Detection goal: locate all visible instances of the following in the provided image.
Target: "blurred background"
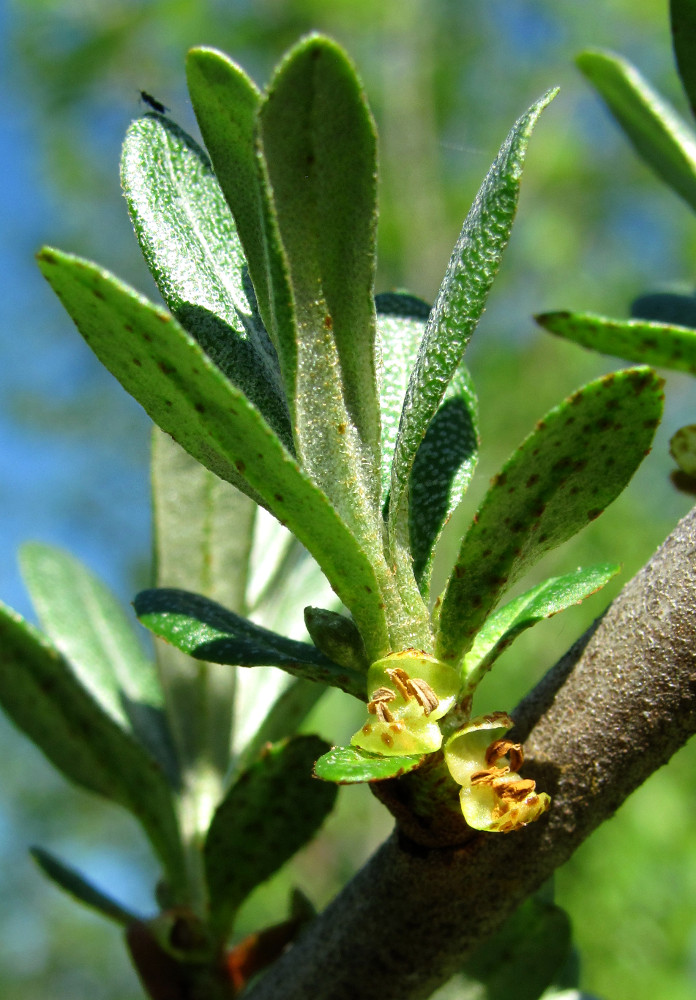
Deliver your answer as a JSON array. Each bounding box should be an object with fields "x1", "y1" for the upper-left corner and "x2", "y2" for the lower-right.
[{"x1": 2, "y1": 0, "x2": 696, "y2": 997}]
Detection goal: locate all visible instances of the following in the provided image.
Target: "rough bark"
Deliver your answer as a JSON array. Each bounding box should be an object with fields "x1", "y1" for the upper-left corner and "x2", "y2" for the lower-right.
[{"x1": 246, "y1": 506, "x2": 696, "y2": 1000}]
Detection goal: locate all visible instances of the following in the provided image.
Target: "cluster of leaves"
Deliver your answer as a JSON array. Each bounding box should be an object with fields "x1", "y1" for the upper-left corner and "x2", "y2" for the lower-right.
[
  {"x1": 0, "y1": 30, "x2": 667, "y2": 1000},
  {"x1": 0, "y1": 441, "x2": 339, "y2": 991},
  {"x1": 538, "y1": 0, "x2": 696, "y2": 484}
]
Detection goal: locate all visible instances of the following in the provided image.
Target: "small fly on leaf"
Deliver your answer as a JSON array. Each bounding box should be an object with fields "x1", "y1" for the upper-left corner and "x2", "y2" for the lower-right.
[{"x1": 139, "y1": 90, "x2": 168, "y2": 114}]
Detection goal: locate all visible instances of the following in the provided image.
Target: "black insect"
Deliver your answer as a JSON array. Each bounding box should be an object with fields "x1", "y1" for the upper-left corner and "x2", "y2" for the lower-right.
[{"x1": 139, "y1": 90, "x2": 168, "y2": 114}]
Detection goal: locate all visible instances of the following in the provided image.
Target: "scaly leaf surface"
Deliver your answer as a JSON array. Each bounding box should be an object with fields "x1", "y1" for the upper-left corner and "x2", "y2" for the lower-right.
[
  {"x1": 259, "y1": 35, "x2": 382, "y2": 535},
  {"x1": 388, "y1": 88, "x2": 557, "y2": 552},
  {"x1": 461, "y1": 563, "x2": 620, "y2": 693},
  {"x1": 134, "y1": 588, "x2": 366, "y2": 699},
  {"x1": 537, "y1": 310, "x2": 696, "y2": 374},
  {"x1": 37, "y1": 248, "x2": 390, "y2": 654},
  {"x1": 204, "y1": 735, "x2": 336, "y2": 936},
  {"x1": 436, "y1": 368, "x2": 663, "y2": 663},
  {"x1": 121, "y1": 114, "x2": 291, "y2": 448},
  {"x1": 185, "y1": 46, "x2": 296, "y2": 383}
]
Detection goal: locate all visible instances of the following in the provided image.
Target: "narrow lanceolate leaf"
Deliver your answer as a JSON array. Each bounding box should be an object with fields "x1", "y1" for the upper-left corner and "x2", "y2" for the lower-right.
[
  {"x1": 376, "y1": 292, "x2": 431, "y2": 504},
  {"x1": 204, "y1": 735, "x2": 336, "y2": 936},
  {"x1": 185, "y1": 46, "x2": 295, "y2": 377},
  {"x1": 388, "y1": 89, "x2": 557, "y2": 539},
  {"x1": 409, "y1": 364, "x2": 478, "y2": 594},
  {"x1": 435, "y1": 368, "x2": 663, "y2": 664},
  {"x1": 377, "y1": 293, "x2": 479, "y2": 607},
  {"x1": 461, "y1": 563, "x2": 620, "y2": 693},
  {"x1": 672, "y1": 0, "x2": 696, "y2": 120},
  {"x1": 152, "y1": 428, "x2": 256, "y2": 779},
  {"x1": 577, "y1": 49, "x2": 696, "y2": 212},
  {"x1": 537, "y1": 310, "x2": 696, "y2": 374},
  {"x1": 19, "y1": 542, "x2": 177, "y2": 784},
  {"x1": 37, "y1": 248, "x2": 390, "y2": 654},
  {"x1": 259, "y1": 35, "x2": 382, "y2": 530},
  {"x1": 0, "y1": 604, "x2": 184, "y2": 884},
  {"x1": 461, "y1": 895, "x2": 572, "y2": 1000},
  {"x1": 121, "y1": 114, "x2": 291, "y2": 449},
  {"x1": 134, "y1": 588, "x2": 366, "y2": 700},
  {"x1": 313, "y1": 745, "x2": 425, "y2": 784},
  {"x1": 31, "y1": 847, "x2": 140, "y2": 926}
]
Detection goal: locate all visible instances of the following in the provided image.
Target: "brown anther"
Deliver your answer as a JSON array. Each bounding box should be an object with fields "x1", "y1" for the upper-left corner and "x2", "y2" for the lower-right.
[
  {"x1": 368, "y1": 701, "x2": 394, "y2": 723},
  {"x1": 499, "y1": 779, "x2": 537, "y2": 802},
  {"x1": 384, "y1": 667, "x2": 411, "y2": 700},
  {"x1": 486, "y1": 739, "x2": 524, "y2": 771},
  {"x1": 405, "y1": 677, "x2": 440, "y2": 715},
  {"x1": 369, "y1": 687, "x2": 396, "y2": 705},
  {"x1": 470, "y1": 769, "x2": 500, "y2": 786}
]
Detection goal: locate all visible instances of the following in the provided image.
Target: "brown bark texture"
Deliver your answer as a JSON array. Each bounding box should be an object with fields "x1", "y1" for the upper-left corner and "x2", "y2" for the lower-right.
[{"x1": 245, "y1": 506, "x2": 696, "y2": 1000}]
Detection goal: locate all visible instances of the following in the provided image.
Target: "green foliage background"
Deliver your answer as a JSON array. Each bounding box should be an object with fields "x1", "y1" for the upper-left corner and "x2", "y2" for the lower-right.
[{"x1": 2, "y1": 1, "x2": 696, "y2": 997}]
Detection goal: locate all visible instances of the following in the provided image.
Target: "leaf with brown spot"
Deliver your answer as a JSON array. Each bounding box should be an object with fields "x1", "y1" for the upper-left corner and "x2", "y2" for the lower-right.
[
  {"x1": 537, "y1": 310, "x2": 696, "y2": 374},
  {"x1": 36, "y1": 248, "x2": 389, "y2": 652},
  {"x1": 461, "y1": 563, "x2": 620, "y2": 693},
  {"x1": 435, "y1": 368, "x2": 663, "y2": 664},
  {"x1": 388, "y1": 89, "x2": 557, "y2": 577},
  {"x1": 376, "y1": 293, "x2": 479, "y2": 601},
  {"x1": 134, "y1": 587, "x2": 366, "y2": 699},
  {"x1": 258, "y1": 35, "x2": 382, "y2": 533},
  {"x1": 121, "y1": 113, "x2": 292, "y2": 451},
  {"x1": 204, "y1": 735, "x2": 336, "y2": 937}
]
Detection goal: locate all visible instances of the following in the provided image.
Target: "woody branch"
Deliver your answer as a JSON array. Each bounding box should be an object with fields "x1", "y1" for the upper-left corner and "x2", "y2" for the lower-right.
[{"x1": 245, "y1": 504, "x2": 696, "y2": 1000}]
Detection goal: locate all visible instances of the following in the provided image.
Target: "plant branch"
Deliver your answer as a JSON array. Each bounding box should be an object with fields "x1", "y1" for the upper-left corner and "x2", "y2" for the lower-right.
[{"x1": 245, "y1": 504, "x2": 696, "y2": 1000}]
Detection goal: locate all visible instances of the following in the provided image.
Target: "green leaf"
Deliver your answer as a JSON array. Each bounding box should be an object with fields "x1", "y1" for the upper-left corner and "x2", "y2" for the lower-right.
[
  {"x1": 185, "y1": 46, "x2": 294, "y2": 378},
  {"x1": 671, "y1": 0, "x2": 696, "y2": 119},
  {"x1": 204, "y1": 735, "x2": 336, "y2": 935},
  {"x1": 0, "y1": 603, "x2": 184, "y2": 886},
  {"x1": 18, "y1": 542, "x2": 177, "y2": 783},
  {"x1": 376, "y1": 293, "x2": 479, "y2": 595},
  {"x1": 461, "y1": 563, "x2": 620, "y2": 693},
  {"x1": 134, "y1": 588, "x2": 366, "y2": 700},
  {"x1": 576, "y1": 49, "x2": 696, "y2": 212},
  {"x1": 410, "y1": 364, "x2": 478, "y2": 593},
  {"x1": 151, "y1": 428, "x2": 258, "y2": 781},
  {"x1": 121, "y1": 114, "x2": 292, "y2": 449},
  {"x1": 152, "y1": 428, "x2": 256, "y2": 616},
  {"x1": 37, "y1": 248, "x2": 390, "y2": 654},
  {"x1": 258, "y1": 35, "x2": 382, "y2": 531},
  {"x1": 376, "y1": 292, "x2": 431, "y2": 503},
  {"x1": 537, "y1": 310, "x2": 696, "y2": 374},
  {"x1": 303, "y1": 607, "x2": 369, "y2": 672},
  {"x1": 435, "y1": 368, "x2": 663, "y2": 664},
  {"x1": 631, "y1": 291, "x2": 696, "y2": 329},
  {"x1": 31, "y1": 846, "x2": 140, "y2": 926},
  {"x1": 313, "y1": 745, "x2": 425, "y2": 784},
  {"x1": 461, "y1": 896, "x2": 572, "y2": 1000},
  {"x1": 388, "y1": 89, "x2": 557, "y2": 547}
]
